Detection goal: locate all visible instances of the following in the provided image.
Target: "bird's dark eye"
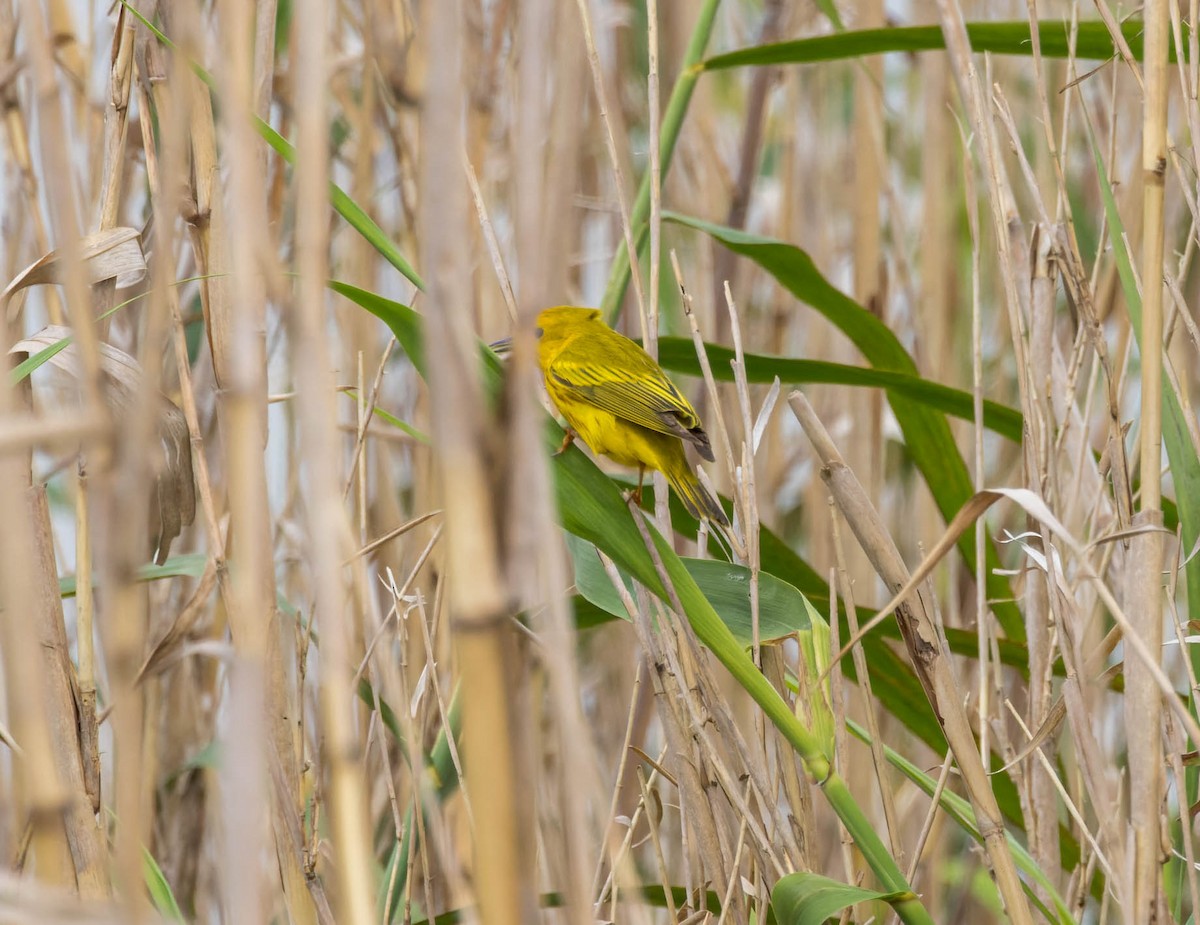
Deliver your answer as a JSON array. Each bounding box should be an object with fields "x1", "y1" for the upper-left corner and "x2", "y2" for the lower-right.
[{"x1": 534, "y1": 326, "x2": 544, "y2": 338}]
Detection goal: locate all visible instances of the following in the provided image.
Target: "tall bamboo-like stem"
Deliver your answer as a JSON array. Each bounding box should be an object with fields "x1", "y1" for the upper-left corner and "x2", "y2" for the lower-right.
[
  {"x1": 422, "y1": 2, "x2": 532, "y2": 923},
  {"x1": 10, "y1": 0, "x2": 112, "y2": 901},
  {"x1": 210, "y1": 1, "x2": 278, "y2": 920},
  {"x1": 513, "y1": 3, "x2": 595, "y2": 923},
  {"x1": 292, "y1": 0, "x2": 375, "y2": 920},
  {"x1": 1129, "y1": 0, "x2": 1169, "y2": 919}
]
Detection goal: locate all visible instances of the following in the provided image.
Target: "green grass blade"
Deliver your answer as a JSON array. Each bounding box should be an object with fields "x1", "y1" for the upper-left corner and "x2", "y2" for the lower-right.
[
  {"x1": 703, "y1": 19, "x2": 1172, "y2": 71},
  {"x1": 258, "y1": 124, "x2": 424, "y2": 290},
  {"x1": 143, "y1": 846, "x2": 187, "y2": 922},
  {"x1": 59, "y1": 553, "x2": 209, "y2": 597},
  {"x1": 654, "y1": 336, "x2": 1023, "y2": 442}
]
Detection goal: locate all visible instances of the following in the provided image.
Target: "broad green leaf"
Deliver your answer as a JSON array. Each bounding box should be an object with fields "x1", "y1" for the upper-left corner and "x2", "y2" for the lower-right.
[
  {"x1": 664, "y1": 211, "x2": 1023, "y2": 641},
  {"x1": 331, "y1": 281, "x2": 425, "y2": 372},
  {"x1": 771, "y1": 871, "x2": 912, "y2": 925},
  {"x1": 703, "y1": 20, "x2": 1173, "y2": 72},
  {"x1": 655, "y1": 337, "x2": 1023, "y2": 442},
  {"x1": 567, "y1": 532, "x2": 816, "y2": 645}
]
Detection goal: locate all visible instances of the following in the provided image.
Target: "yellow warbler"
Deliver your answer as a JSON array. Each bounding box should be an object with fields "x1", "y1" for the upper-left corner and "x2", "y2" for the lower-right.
[{"x1": 534, "y1": 306, "x2": 728, "y2": 526}]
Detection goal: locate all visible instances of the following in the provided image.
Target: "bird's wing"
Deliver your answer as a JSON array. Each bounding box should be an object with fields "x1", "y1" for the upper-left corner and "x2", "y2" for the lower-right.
[{"x1": 548, "y1": 341, "x2": 711, "y2": 453}]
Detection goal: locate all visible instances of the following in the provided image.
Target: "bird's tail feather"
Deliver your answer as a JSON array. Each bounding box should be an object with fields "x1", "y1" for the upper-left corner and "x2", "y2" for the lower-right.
[{"x1": 667, "y1": 467, "x2": 729, "y2": 527}]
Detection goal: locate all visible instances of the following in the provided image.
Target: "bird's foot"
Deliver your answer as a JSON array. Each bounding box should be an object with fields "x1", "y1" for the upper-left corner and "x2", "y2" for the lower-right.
[{"x1": 553, "y1": 428, "x2": 577, "y2": 456}]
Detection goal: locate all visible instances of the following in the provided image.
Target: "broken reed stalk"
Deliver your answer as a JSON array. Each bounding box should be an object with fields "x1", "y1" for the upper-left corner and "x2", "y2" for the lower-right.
[
  {"x1": 788, "y1": 390, "x2": 1034, "y2": 925},
  {"x1": 1128, "y1": 0, "x2": 1170, "y2": 919},
  {"x1": 0, "y1": 369, "x2": 108, "y2": 896}
]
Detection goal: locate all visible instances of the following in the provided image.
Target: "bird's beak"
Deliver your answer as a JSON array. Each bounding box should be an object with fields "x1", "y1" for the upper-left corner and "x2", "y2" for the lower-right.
[{"x1": 489, "y1": 336, "x2": 513, "y2": 359}]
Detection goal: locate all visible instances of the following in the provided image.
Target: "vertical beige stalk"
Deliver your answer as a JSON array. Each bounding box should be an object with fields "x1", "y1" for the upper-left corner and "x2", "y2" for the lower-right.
[
  {"x1": 423, "y1": 2, "x2": 532, "y2": 923},
  {"x1": 209, "y1": 0, "x2": 281, "y2": 920},
  {"x1": 98, "y1": 7, "x2": 162, "y2": 914},
  {"x1": 16, "y1": 0, "x2": 107, "y2": 425},
  {"x1": 10, "y1": 0, "x2": 111, "y2": 901},
  {"x1": 1128, "y1": 0, "x2": 1169, "y2": 919},
  {"x1": 852, "y1": 0, "x2": 884, "y2": 526},
  {"x1": 0, "y1": 0, "x2": 63, "y2": 324},
  {"x1": 292, "y1": 0, "x2": 375, "y2": 921},
  {"x1": 513, "y1": 4, "x2": 595, "y2": 923}
]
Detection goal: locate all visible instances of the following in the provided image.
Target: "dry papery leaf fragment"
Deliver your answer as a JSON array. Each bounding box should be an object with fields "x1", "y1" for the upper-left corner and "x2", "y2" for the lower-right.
[
  {"x1": 0, "y1": 227, "x2": 147, "y2": 306},
  {"x1": 9, "y1": 326, "x2": 195, "y2": 565}
]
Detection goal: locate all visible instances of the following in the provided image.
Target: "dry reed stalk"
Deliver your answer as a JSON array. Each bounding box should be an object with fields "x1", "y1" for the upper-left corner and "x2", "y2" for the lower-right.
[
  {"x1": 851, "y1": 0, "x2": 885, "y2": 581},
  {"x1": 1127, "y1": 0, "x2": 1170, "y2": 918},
  {"x1": 0, "y1": 1, "x2": 64, "y2": 327},
  {"x1": 16, "y1": 0, "x2": 107, "y2": 426},
  {"x1": 574, "y1": 0, "x2": 647, "y2": 335},
  {"x1": 96, "y1": 5, "x2": 194, "y2": 915},
  {"x1": 789, "y1": 391, "x2": 1034, "y2": 924},
  {"x1": 504, "y1": 12, "x2": 602, "y2": 922},
  {"x1": 0, "y1": 370, "x2": 105, "y2": 896},
  {"x1": 829, "y1": 505, "x2": 902, "y2": 863},
  {"x1": 420, "y1": 2, "x2": 534, "y2": 923},
  {"x1": 291, "y1": 0, "x2": 376, "y2": 921},
  {"x1": 197, "y1": 0, "x2": 317, "y2": 919},
  {"x1": 72, "y1": 22, "x2": 133, "y2": 838},
  {"x1": 5, "y1": 0, "x2": 114, "y2": 902}
]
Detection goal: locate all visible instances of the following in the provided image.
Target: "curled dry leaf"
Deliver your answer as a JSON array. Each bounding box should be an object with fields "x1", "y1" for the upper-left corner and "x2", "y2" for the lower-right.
[
  {"x1": 9, "y1": 325, "x2": 196, "y2": 565},
  {"x1": 0, "y1": 227, "x2": 147, "y2": 306}
]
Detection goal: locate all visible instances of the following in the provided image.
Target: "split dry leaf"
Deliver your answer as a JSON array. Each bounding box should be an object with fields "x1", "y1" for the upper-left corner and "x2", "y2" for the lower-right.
[
  {"x1": 0, "y1": 227, "x2": 147, "y2": 306},
  {"x1": 9, "y1": 325, "x2": 195, "y2": 564}
]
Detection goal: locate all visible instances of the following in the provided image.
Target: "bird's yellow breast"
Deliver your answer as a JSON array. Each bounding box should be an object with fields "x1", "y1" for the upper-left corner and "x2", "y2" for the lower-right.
[{"x1": 544, "y1": 374, "x2": 683, "y2": 475}]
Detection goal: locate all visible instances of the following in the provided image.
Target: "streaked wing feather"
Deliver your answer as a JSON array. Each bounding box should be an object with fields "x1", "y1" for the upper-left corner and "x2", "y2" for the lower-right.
[{"x1": 549, "y1": 343, "x2": 702, "y2": 442}]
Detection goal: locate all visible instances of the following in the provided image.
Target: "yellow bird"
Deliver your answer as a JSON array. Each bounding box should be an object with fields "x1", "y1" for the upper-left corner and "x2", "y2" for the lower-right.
[{"x1": 534, "y1": 306, "x2": 728, "y2": 527}]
